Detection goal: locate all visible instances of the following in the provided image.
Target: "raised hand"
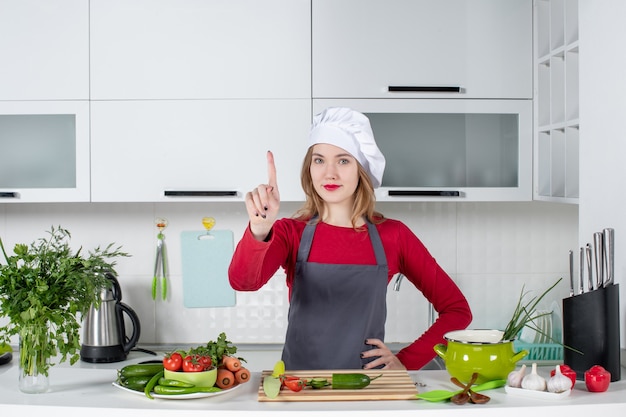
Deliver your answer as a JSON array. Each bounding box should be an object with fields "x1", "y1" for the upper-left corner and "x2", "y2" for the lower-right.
[{"x1": 244, "y1": 150, "x2": 281, "y2": 240}]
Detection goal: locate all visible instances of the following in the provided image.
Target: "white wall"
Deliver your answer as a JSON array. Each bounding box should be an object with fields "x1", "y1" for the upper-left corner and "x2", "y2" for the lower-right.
[
  {"x1": 0, "y1": 200, "x2": 578, "y2": 348},
  {"x1": 579, "y1": 0, "x2": 626, "y2": 348}
]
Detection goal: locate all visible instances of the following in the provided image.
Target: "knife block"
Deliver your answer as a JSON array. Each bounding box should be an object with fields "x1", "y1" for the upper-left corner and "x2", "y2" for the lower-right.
[{"x1": 562, "y1": 284, "x2": 620, "y2": 382}]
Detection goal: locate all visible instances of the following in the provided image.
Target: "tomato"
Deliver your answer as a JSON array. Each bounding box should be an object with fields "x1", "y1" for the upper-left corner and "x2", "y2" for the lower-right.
[
  {"x1": 198, "y1": 355, "x2": 212, "y2": 370},
  {"x1": 584, "y1": 365, "x2": 611, "y2": 392},
  {"x1": 163, "y1": 352, "x2": 183, "y2": 371},
  {"x1": 182, "y1": 355, "x2": 205, "y2": 372},
  {"x1": 281, "y1": 376, "x2": 306, "y2": 392}
]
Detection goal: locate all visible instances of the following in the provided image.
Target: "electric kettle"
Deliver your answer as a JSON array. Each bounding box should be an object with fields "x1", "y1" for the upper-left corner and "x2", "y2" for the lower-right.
[{"x1": 80, "y1": 272, "x2": 141, "y2": 363}]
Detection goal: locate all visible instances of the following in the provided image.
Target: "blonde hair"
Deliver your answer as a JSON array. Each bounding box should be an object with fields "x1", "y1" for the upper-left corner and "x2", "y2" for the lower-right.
[{"x1": 294, "y1": 147, "x2": 384, "y2": 229}]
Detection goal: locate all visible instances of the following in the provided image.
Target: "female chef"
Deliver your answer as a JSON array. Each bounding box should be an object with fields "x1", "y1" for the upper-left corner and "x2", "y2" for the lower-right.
[{"x1": 228, "y1": 107, "x2": 472, "y2": 370}]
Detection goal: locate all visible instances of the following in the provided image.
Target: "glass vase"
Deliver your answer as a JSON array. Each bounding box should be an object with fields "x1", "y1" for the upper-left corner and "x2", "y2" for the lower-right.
[{"x1": 18, "y1": 323, "x2": 50, "y2": 393}]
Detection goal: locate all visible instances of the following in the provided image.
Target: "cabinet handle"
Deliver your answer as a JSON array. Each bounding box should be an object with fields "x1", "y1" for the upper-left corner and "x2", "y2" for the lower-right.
[
  {"x1": 0, "y1": 192, "x2": 18, "y2": 198},
  {"x1": 164, "y1": 190, "x2": 238, "y2": 197},
  {"x1": 388, "y1": 190, "x2": 461, "y2": 197},
  {"x1": 388, "y1": 86, "x2": 462, "y2": 93}
]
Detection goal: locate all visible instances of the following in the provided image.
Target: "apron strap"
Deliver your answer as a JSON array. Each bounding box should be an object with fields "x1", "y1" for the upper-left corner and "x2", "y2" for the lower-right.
[{"x1": 297, "y1": 217, "x2": 387, "y2": 267}]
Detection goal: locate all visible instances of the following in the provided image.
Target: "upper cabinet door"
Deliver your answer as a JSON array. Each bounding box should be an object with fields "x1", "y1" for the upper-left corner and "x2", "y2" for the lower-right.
[
  {"x1": 312, "y1": 0, "x2": 532, "y2": 99},
  {"x1": 0, "y1": 101, "x2": 90, "y2": 203},
  {"x1": 90, "y1": 99, "x2": 310, "y2": 202},
  {"x1": 0, "y1": 0, "x2": 89, "y2": 100},
  {"x1": 90, "y1": 0, "x2": 311, "y2": 100}
]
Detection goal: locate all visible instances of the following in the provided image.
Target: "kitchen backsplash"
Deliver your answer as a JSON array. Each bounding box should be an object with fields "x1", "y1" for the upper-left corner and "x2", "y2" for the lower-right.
[{"x1": 0, "y1": 201, "x2": 578, "y2": 347}]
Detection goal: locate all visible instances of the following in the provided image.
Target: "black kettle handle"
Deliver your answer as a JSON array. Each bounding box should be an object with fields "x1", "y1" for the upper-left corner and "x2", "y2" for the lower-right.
[
  {"x1": 117, "y1": 302, "x2": 141, "y2": 354},
  {"x1": 106, "y1": 272, "x2": 123, "y2": 301}
]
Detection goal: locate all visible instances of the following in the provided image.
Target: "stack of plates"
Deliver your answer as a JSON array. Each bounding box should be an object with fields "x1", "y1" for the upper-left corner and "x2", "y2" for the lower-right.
[{"x1": 519, "y1": 307, "x2": 554, "y2": 344}]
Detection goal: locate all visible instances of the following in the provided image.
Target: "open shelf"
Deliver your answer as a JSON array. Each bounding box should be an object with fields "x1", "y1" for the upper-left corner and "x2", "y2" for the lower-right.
[{"x1": 534, "y1": 0, "x2": 579, "y2": 204}]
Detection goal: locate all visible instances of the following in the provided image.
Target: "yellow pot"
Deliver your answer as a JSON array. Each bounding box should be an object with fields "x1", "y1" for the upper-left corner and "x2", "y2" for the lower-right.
[{"x1": 433, "y1": 329, "x2": 528, "y2": 384}]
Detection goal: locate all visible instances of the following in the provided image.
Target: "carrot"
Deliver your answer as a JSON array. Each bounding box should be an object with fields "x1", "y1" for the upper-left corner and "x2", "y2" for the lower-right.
[
  {"x1": 216, "y1": 368, "x2": 236, "y2": 389},
  {"x1": 234, "y1": 367, "x2": 250, "y2": 384},
  {"x1": 222, "y1": 355, "x2": 241, "y2": 372}
]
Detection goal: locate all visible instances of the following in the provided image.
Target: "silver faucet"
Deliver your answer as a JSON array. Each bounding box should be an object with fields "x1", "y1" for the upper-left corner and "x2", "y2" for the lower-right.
[{"x1": 393, "y1": 273, "x2": 405, "y2": 291}]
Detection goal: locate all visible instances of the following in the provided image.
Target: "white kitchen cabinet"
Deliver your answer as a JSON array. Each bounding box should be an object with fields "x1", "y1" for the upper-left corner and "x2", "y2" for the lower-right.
[
  {"x1": 0, "y1": 0, "x2": 89, "y2": 100},
  {"x1": 534, "y1": 0, "x2": 579, "y2": 203},
  {"x1": 0, "y1": 101, "x2": 90, "y2": 202},
  {"x1": 90, "y1": 100, "x2": 310, "y2": 202},
  {"x1": 90, "y1": 0, "x2": 310, "y2": 100},
  {"x1": 312, "y1": 0, "x2": 532, "y2": 99},
  {"x1": 314, "y1": 99, "x2": 533, "y2": 202}
]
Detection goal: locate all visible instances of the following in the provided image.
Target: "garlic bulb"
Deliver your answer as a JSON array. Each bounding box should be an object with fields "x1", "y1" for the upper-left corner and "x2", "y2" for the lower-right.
[
  {"x1": 521, "y1": 363, "x2": 547, "y2": 391},
  {"x1": 506, "y1": 364, "x2": 527, "y2": 388},
  {"x1": 547, "y1": 365, "x2": 572, "y2": 393}
]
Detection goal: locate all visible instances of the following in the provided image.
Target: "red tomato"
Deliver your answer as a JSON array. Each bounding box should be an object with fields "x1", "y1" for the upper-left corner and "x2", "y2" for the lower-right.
[
  {"x1": 281, "y1": 376, "x2": 306, "y2": 392},
  {"x1": 584, "y1": 365, "x2": 611, "y2": 392},
  {"x1": 182, "y1": 355, "x2": 205, "y2": 372},
  {"x1": 198, "y1": 355, "x2": 212, "y2": 370},
  {"x1": 550, "y1": 364, "x2": 577, "y2": 389},
  {"x1": 163, "y1": 352, "x2": 183, "y2": 371}
]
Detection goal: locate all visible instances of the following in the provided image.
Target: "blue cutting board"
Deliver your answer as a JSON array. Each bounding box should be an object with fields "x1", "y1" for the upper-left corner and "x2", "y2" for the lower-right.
[{"x1": 180, "y1": 230, "x2": 236, "y2": 308}]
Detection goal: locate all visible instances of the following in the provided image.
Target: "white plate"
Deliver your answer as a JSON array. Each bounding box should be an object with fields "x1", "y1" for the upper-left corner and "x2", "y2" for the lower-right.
[
  {"x1": 112, "y1": 381, "x2": 241, "y2": 400},
  {"x1": 505, "y1": 385, "x2": 571, "y2": 400}
]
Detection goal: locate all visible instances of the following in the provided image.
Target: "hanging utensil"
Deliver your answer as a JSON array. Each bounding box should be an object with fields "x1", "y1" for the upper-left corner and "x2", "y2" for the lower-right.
[
  {"x1": 152, "y1": 218, "x2": 169, "y2": 300},
  {"x1": 603, "y1": 228, "x2": 614, "y2": 287}
]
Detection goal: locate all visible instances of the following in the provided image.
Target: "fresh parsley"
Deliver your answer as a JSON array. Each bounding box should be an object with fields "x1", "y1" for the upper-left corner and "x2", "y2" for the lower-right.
[{"x1": 0, "y1": 226, "x2": 129, "y2": 376}]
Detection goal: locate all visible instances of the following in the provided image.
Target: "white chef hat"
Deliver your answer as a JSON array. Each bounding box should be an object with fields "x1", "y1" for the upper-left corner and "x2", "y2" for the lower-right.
[{"x1": 309, "y1": 107, "x2": 386, "y2": 188}]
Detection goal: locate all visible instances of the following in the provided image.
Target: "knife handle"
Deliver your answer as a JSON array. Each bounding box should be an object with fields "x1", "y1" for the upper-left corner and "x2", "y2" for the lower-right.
[
  {"x1": 579, "y1": 247, "x2": 585, "y2": 294},
  {"x1": 586, "y1": 244, "x2": 594, "y2": 292},
  {"x1": 593, "y1": 232, "x2": 604, "y2": 290},
  {"x1": 568, "y1": 250, "x2": 574, "y2": 296},
  {"x1": 603, "y1": 228, "x2": 614, "y2": 286}
]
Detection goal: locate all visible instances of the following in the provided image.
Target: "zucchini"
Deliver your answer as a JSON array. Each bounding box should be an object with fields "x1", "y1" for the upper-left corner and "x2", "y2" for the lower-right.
[
  {"x1": 118, "y1": 363, "x2": 164, "y2": 379},
  {"x1": 331, "y1": 373, "x2": 382, "y2": 389},
  {"x1": 153, "y1": 385, "x2": 222, "y2": 395}
]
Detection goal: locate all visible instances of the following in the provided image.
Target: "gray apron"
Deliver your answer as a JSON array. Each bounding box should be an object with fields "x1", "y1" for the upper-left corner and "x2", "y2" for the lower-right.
[{"x1": 282, "y1": 219, "x2": 389, "y2": 369}]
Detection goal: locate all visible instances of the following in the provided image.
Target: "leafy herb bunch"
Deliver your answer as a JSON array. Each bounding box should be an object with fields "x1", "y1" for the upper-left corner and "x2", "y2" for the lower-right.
[
  {"x1": 0, "y1": 226, "x2": 129, "y2": 376},
  {"x1": 501, "y1": 277, "x2": 562, "y2": 342}
]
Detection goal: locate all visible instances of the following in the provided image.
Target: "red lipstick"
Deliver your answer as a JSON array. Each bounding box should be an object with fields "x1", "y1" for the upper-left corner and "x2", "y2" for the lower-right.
[{"x1": 323, "y1": 184, "x2": 340, "y2": 191}]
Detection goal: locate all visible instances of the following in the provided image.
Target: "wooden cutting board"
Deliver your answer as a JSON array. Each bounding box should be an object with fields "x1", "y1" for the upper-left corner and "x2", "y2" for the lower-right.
[{"x1": 257, "y1": 369, "x2": 418, "y2": 402}]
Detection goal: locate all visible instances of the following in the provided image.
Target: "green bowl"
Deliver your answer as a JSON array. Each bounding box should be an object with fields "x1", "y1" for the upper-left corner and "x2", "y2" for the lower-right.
[
  {"x1": 434, "y1": 329, "x2": 528, "y2": 384},
  {"x1": 164, "y1": 367, "x2": 217, "y2": 387}
]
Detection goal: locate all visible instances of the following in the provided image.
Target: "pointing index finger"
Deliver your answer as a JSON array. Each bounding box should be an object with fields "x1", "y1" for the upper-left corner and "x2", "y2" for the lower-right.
[{"x1": 267, "y1": 150, "x2": 277, "y2": 188}]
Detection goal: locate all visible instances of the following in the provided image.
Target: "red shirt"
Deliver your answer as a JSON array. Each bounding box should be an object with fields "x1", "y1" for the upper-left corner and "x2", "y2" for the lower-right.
[{"x1": 228, "y1": 217, "x2": 472, "y2": 370}]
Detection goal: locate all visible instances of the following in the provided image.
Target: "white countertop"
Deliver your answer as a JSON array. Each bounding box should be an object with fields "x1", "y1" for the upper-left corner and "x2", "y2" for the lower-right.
[{"x1": 1, "y1": 350, "x2": 625, "y2": 417}]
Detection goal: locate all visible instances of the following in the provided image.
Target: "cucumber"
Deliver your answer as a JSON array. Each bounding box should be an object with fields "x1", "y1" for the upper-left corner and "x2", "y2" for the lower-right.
[
  {"x1": 331, "y1": 373, "x2": 382, "y2": 389},
  {"x1": 118, "y1": 363, "x2": 164, "y2": 379},
  {"x1": 308, "y1": 378, "x2": 330, "y2": 389},
  {"x1": 119, "y1": 375, "x2": 153, "y2": 389}
]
